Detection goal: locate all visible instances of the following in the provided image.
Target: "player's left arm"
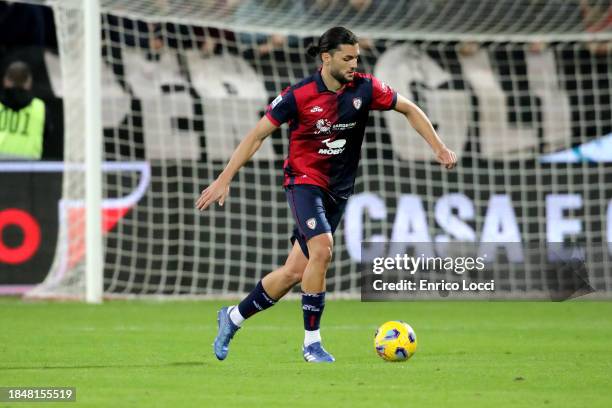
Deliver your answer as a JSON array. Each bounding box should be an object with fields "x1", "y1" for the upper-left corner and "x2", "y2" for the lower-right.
[{"x1": 393, "y1": 94, "x2": 457, "y2": 169}]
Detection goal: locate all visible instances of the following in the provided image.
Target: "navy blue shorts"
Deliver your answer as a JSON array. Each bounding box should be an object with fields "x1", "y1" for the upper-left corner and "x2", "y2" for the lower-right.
[{"x1": 285, "y1": 184, "x2": 348, "y2": 259}]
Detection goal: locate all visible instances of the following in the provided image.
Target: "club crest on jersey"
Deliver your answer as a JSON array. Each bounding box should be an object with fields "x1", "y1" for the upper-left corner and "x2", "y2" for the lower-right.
[
  {"x1": 315, "y1": 118, "x2": 332, "y2": 135},
  {"x1": 306, "y1": 218, "x2": 317, "y2": 230},
  {"x1": 352, "y1": 97, "x2": 362, "y2": 110}
]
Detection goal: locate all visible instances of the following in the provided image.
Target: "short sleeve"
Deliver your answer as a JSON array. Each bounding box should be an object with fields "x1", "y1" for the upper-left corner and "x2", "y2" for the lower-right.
[
  {"x1": 370, "y1": 75, "x2": 397, "y2": 111},
  {"x1": 265, "y1": 87, "x2": 298, "y2": 126}
]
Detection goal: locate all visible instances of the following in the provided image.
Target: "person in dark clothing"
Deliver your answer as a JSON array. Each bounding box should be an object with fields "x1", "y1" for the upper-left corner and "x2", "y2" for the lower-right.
[{"x1": 0, "y1": 61, "x2": 49, "y2": 159}]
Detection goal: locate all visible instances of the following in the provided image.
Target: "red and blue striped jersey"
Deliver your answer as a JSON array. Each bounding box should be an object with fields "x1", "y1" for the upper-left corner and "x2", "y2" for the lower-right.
[{"x1": 265, "y1": 70, "x2": 397, "y2": 199}]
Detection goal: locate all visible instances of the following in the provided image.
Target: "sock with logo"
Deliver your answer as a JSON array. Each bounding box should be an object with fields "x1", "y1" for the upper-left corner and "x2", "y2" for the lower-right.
[
  {"x1": 232, "y1": 280, "x2": 276, "y2": 326},
  {"x1": 302, "y1": 291, "x2": 325, "y2": 346}
]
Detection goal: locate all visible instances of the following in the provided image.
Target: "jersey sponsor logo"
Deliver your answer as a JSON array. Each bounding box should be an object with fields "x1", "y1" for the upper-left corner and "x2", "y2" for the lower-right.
[
  {"x1": 318, "y1": 138, "x2": 346, "y2": 155},
  {"x1": 352, "y1": 97, "x2": 362, "y2": 110},
  {"x1": 332, "y1": 122, "x2": 356, "y2": 131},
  {"x1": 315, "y1": 120, "x2": 356, "y2": 135},
  {"x1": 271, "y1": 94, "x2": 283, "y2": 108},
  {"x1": 310, "y1": 105, "x2": 323, "y2": 113},
  {"x1": 306, "y1": 217, "x2": 317, "y2": 230},
  {"x1": 315, "y1": 118, "x2": 332, "y2": 135}
]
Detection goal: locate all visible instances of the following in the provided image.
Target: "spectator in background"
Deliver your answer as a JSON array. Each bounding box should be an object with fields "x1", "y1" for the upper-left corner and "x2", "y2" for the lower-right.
[
  {"x1": 305, "y1": 0, "x2": 376, "y2": 52},
  {"x1": 580, "y1": 0, "x2": 612, "y2": 55},
  {"x1": 149, "y1": 23, "x2": 235, "y2": 56},
  {"x1": 232, "y1": 0, "x2": 303, "y2": 56},
  {"x1": 528, "y1": 41, "x2": 548, "y2": 54},
  {"x1": 102, "y1": 14, "x2": 153, "y2": 50},
  {"x1": 101, "y1": 14, "x2": 155, "y2": 94},
  {"x1": 0, "y1": 1, "x2": 47, "y2": 82},
  {"x1": 457, "y1": 41, "x2": 480, "y2": 57},
  {"x1": 0, "y1": 61, "x2": 48, "y2": 160}
]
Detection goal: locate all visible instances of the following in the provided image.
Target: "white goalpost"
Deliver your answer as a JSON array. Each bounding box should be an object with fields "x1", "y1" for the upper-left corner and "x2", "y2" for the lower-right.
[{"x1": 83, "y1": 0, "x2": 103, "y2": 303}]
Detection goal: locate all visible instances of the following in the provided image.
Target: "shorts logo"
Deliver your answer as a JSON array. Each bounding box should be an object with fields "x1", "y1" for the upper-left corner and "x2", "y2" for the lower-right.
[
  {"x1": 306, "y1": 218, "x2": 317, "y2": 230},
  {"x1": 352, "y1": 97, "x2": 362, "y2": 110},
  {"x1": 318, "y1": 138, "x2": 346, "y2": 155}
]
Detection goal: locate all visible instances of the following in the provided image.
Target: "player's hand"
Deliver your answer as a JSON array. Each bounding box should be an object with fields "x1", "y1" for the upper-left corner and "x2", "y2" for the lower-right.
[
  {"x1": 196, "y1": 179, "x2": 230, "y2": 211},
  {"x1": 435, "y1": 145, "x2": 457, "y2": 169}
]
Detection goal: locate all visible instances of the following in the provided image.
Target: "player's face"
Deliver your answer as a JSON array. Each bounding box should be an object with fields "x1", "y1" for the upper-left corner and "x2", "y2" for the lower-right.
[{"x1": 327, "y1": 44, "x2": 360, "y2": 84}]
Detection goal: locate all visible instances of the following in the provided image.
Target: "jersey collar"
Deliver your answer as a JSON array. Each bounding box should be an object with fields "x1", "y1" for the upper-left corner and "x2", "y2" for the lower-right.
[
  {"x1": 315, "y1": 69, "x2": 355, "y2": 94},
  {"x1": 315, "y1": 70, "x2": 331, "y2": 93}
]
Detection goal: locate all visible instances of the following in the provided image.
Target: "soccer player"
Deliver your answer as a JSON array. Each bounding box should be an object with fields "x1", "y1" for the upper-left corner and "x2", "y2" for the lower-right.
[{"x1": 196, "y1": 27, "x2": 457, "y2": 363}]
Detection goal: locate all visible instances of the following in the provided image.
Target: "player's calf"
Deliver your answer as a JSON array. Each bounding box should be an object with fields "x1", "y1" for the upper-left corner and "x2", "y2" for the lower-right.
[
  {"x1": 263, "y1": 263, "x2": 304, "y2": 298},
  {"x1": 301, "y1": 233, "x2": 333, "y2": 292},
  {"x1": 300, "y1": 234, "x2": 334, "y2": 362}
]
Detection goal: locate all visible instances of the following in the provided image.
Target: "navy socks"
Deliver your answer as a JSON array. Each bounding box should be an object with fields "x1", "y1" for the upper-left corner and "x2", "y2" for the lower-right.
[
  {"x1": 237, "y1": 280, "x2": 277, "y2": 319},
  {"x1": 302, "y1": 291, "x2": 325, "y2": 331}
]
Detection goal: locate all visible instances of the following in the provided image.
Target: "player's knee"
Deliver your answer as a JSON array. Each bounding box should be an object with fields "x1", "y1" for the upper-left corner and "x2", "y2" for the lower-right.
[
  {"x1": 289, "y1": 267, "x2": 305, "y2": 285},
  {"x1": 308, "y1": 235, "x2": 333, "y2": 265},
  {"x1": 282, "y1": 262, "x2": 305, "y2": 284}
]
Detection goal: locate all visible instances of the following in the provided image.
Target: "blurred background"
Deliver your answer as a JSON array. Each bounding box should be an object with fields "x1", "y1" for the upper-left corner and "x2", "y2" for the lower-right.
[{"x1": 0, "y1": 0, "x2": 611, "y2": 300}]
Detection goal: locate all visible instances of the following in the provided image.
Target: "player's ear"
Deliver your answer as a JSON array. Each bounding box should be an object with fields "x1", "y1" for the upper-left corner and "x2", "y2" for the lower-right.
[{"x1": 321, "y1": 52, "x2": 331, "y2": 65}]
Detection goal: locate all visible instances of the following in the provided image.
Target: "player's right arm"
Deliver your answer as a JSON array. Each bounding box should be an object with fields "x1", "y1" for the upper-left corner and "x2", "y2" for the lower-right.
[{"x1": 196, "y1": 116, "x2": 278, "y2": 211}]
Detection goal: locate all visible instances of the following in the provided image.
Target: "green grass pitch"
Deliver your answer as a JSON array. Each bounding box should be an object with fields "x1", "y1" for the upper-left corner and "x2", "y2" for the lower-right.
[{"x1": 1, "y1": 298, "x2": 611, "y2": 407}]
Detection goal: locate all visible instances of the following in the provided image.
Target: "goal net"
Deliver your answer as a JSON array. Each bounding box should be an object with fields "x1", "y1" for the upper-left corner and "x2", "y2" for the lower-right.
[{"x1": 26, "y1": 0, "x2": 612, "y2": 299}]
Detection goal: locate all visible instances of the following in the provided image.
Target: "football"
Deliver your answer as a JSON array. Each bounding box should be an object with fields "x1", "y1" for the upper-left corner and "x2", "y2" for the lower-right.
[{"x1": 374, "y1": 321, "x2": 417, "y2": 362}]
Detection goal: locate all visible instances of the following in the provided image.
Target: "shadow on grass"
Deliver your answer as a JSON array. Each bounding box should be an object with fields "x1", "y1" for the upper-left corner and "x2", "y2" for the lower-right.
[{"x1": 1, "y1": 361, "x2": 206, "y2": 370}]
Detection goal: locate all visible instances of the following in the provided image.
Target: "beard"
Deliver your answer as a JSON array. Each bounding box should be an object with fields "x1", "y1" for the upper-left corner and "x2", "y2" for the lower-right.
[{"x1": 330, "y1": 68, "x2": 353, "y2": 84}]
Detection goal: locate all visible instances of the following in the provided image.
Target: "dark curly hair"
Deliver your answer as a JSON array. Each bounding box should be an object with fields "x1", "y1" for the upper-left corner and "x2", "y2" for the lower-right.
[{"x1": 306, "y1": 27, "x2": 358, "y2": 60}]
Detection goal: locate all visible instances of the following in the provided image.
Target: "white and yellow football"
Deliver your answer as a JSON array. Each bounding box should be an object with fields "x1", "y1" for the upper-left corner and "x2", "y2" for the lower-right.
[{"x1": 374, "y1": 321, "x2": 417, "y2": 362}]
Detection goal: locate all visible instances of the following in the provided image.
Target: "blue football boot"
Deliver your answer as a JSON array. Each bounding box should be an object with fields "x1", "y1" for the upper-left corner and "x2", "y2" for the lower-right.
[
  {"x1": 213, "y1": 306, "x2": 240, "y2": 360},
  {"x1": 302, "y1": 342, "x2": 335, "y2": 363}
]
